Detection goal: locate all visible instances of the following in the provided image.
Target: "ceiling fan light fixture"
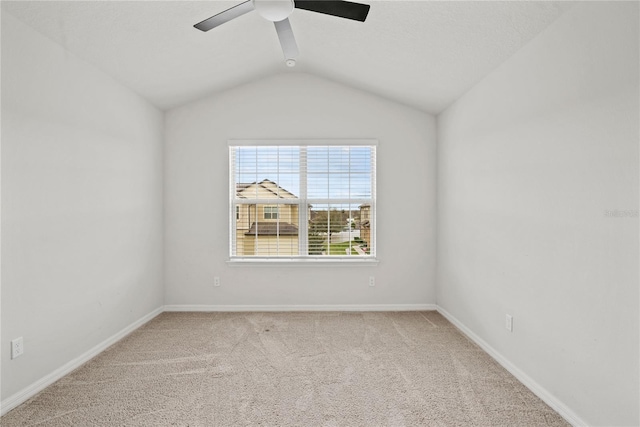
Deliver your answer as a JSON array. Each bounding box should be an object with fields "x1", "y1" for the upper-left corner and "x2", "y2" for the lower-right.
[
  {"x1": 253, "y1": 0, "x2": 294, "y2": 22},
  {"x1": 285, "y1": 59, "x2": 296, "y2": 67}
]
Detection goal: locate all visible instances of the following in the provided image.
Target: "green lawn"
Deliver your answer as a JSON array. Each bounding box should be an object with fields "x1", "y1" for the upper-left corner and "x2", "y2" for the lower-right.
[{"x1": 327, "y1": 240, "x2": 360, "y2": 255}]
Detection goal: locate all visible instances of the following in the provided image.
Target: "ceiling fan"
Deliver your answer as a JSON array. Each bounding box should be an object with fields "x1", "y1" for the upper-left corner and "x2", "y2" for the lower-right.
[{"x1": 194, "y1": 0, "x2": 370, "y2": 67}]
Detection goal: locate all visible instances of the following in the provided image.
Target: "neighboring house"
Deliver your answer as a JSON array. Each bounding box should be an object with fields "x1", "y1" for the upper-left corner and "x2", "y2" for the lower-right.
[
  {"x1": 236, "y1": 179, "x2": 299, "y2": 256},
  {"x1": 359, "y1": 203, "x2": 371, "y2": 248}
]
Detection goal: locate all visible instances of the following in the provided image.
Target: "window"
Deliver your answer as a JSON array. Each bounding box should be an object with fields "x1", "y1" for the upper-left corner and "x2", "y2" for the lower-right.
[
  {"x1": 263, "y1": 206, "x2": 279, "y2": 220},
  {"x1": 230, "y1": 141, "x2": 376, "y2": 261}
]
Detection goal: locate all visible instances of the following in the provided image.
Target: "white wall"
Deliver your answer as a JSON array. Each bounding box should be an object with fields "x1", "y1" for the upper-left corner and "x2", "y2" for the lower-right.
[
  {"x1": 1, "y1": 14, "x2": 164, "y2": 402},
  {"x1": 437, "y1": 2, "x2": 639, "y2": 426},
  {"x1": 164, "y1": 73, "x2": 436, "y2": 307}
]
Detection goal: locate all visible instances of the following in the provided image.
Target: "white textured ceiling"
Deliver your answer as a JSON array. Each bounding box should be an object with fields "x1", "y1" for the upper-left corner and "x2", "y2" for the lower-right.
[{"x1": 2, "y1": 0, "x2": 574, "y2": 114}]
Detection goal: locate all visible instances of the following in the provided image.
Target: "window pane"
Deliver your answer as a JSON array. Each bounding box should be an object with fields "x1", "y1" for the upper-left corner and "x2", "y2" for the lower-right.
[
  {"x1": 235, "y1": 146, "x2": 300, "y2": 199},
  {"x1": 234, "y1": 203, "x2": 299, "y2": 256},
  {"x1": 306, "y1": 146, "x2": 373, "y2": 199},
  {"x1": 308, "y1": 203, "x2": 369, "y2": 256}
]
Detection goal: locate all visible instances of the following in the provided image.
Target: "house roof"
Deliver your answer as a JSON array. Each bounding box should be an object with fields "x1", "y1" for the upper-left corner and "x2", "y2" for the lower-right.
[
  {"x1": 245, "y1": 222, "x2": 299, "y2": 236},
  {"x1": 2, "y1": 1, "x2": 574, "y2": 114},
  {"x1": 236, "y1": 179, "x2": 297, "y2": 199}
]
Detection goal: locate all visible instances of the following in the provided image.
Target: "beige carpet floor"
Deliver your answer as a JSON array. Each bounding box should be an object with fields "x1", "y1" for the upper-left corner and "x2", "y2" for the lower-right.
[{"x1": 2, "y1": 311, "x2": 569, "y2": 426}]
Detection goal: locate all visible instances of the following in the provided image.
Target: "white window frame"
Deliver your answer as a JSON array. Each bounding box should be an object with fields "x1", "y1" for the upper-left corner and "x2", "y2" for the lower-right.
[{"x1": 228, "y1": 139, "x2": 378, "y2": 265}]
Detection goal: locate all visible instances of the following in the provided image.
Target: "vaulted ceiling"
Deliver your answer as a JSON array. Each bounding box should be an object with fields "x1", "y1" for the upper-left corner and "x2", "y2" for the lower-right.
[{"x1": 2, "y1": 1, "x2": 574, "y2": 114}]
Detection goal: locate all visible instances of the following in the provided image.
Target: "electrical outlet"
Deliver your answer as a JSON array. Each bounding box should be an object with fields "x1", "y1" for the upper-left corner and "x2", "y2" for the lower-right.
[
  {"x1": 11, "y1": 337, "x2": 24, "y2": 359},
  {"x1": 505, "y1": 314, "x2": 513, "y2": 332},
  {"x1": 369, "y1": 276, "x2": 375, "y2": 287},
  {"x1": 214, "y1": 276, "x2": 221, "y2": 287}
]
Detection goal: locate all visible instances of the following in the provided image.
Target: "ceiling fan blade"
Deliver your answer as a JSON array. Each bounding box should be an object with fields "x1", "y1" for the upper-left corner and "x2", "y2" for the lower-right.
[
  {"x1": 274, "y1": 18, "x2": 299, "y2": 59},
  {"x1": 294, "y1": 0, "x2": 370, "y2": 22},
  {"x1": 194, "y1": 0, "x2": 255, "y2": 32}
]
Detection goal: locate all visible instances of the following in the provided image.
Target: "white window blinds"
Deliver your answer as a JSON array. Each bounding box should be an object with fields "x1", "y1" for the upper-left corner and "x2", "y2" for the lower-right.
[{"x1": 229, "y1": 141, "x2": 376, "y2": 260}]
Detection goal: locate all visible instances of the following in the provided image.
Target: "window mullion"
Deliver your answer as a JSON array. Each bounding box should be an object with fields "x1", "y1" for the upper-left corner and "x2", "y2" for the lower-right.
[{"x1": 299, "y1": 146, "x2": 308, "y2": 256}]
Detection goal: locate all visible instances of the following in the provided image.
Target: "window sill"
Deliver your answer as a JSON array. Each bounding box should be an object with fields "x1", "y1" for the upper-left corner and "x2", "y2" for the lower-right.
[{"x1": 226, "y1": 258, "x2": 379, "y2": 267}]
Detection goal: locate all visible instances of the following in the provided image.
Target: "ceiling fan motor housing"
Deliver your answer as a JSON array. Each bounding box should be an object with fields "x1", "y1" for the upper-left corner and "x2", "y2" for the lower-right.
[{"x1": 253, "y1": 0, "x2": 294, "y2": 22}]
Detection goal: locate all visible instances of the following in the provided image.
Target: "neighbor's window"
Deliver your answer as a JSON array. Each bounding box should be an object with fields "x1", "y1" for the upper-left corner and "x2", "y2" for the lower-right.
[
  {"x1": 229, "y1": 141, "x2": 376, "y2": 261},
  {"x1": 263, "y1": 206, "x2": 279, "y2": 220}
]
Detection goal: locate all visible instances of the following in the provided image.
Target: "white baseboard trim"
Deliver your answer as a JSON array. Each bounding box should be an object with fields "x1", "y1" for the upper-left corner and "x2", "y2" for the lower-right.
[
  {"x1": 436, "y1": 305, "x2": 588, "y2": 427},
  {"x1": 0, "y1": 306, "x2": 164, "y2": 416},
  {"x1": 164, "y1": 304, "x2": 436, "y2": 312}
]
